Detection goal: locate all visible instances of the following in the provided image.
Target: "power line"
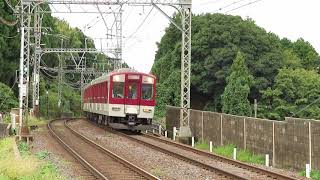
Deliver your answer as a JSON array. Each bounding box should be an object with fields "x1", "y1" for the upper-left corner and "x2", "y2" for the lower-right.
[
  {"x1": 224, "y1": 0, "x2": 264, "y2": 13},
  {"x1": 0, "y1": 33, "x2": 19, "y2": 39},
  {"x1": 124, "y1": 8, "x2": 157, "y2": 51},
  {"x1": 124, "y1": 6, "x2": 154, "y2": 44},
  {"x1": 215, "y1": 0, "x2": 248, "y2": 12},
  {"x1": 292, "y1": 97, "x2": 320, "y2": 117}
]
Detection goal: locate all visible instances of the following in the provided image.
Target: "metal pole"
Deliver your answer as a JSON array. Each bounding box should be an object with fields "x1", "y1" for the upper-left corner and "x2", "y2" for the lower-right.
[
  {"x1": 254, "y1": 99, "x2": 257, "y2": 118},
  {"x1": 32, "y1": 4, "x2": 42, "y2": 117},
  {"x1": 19, "y1": 27, "x2": 25, "y2": 128},
  {"x1": 18, "y1": 1, "x2": 31, "y2": 130},
  {"x1": 179, "y1": 0, "x2": 192, "y2": 137},
  {"x1": 46, "y1": 90, "x2": 49, "y2": 118}
]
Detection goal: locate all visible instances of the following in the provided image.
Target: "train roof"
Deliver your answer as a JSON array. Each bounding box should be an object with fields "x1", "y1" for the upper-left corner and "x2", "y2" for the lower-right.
[{"x1": 83, "y1": 68, "x2": 156, "y2": 89}]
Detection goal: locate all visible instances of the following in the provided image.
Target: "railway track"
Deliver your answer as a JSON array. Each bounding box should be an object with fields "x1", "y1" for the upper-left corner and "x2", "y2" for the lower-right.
[
  {"x1": 88, "y1": 120, "x2": 299, "y2": 180},
  {"x1": 141, "y1": 133, "x2": 299, "y2": 180},
  {"x1": 48, "y1": 118, "x2": 159, "y2": 180},
  {"x1": 80, "y1": 119, "x2": 257, "y2": 180}
]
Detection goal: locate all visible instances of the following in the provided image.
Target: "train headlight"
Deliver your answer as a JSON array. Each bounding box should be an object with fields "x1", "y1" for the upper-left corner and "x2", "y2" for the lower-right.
[{"x1": 143, "y1": 109, "x2": 152, "y2": 113}]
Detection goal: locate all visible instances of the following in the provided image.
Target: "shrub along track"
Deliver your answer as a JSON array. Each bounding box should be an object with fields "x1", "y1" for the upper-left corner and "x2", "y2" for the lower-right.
[
  {"x1": 84, "y1": 119, "x2": 300, "y2": 180},
  {"x1": 48, "y1": 118, "x2": 159, "y2": 180}
]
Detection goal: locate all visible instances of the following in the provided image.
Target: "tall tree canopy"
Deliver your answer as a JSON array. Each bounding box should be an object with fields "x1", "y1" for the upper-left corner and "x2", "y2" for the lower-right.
[
  {"x1": 261, "y1": 68, "x2": 320, "y2": 120},
  {"x1": 222, "y1": 51, "x2": 253, "y2": 116},
  {"x1": 152, "y1": 13, "x2": 320, "y2": 120},
  {"x1": 0, "y1": 82, "x2": 18, "y2": 112}
]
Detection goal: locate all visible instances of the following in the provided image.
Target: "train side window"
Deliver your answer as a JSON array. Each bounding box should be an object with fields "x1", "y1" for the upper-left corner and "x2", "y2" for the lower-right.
[
  {"x1": 112, "y1": 82, "x2": 124, "y2": 98},
  {"x1": 142, "y1": 84, "x2": 153, "y2": 100}
]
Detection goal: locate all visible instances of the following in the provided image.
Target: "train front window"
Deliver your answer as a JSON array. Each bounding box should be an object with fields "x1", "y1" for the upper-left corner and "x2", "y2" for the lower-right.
[
  {"x1": 128, "y1": 83, "x2": 138, "y2": 99},
  {"x1": 142, "y1": 84, "x2": 153, "y2": 100},
  {"x1": 112, "y1": 82, "x2": 124, "y2": 98}
]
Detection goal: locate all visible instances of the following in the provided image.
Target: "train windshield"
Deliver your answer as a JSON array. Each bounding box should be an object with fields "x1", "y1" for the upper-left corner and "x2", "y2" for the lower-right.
[
  {"x1": 112, "y1": 82, "x2": 124, "y2": 98},
  {"x1": 128, "y1": 82, "x2": 138, "y2": 99},
  {"x1": 142, "y1": 84, "x2": 153, "y2": 100}
]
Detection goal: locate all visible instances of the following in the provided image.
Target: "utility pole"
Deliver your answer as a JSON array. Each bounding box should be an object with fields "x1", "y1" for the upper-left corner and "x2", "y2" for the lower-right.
[
  {"x1": 179, "y1": 0, "x2": 192, "y2": 137},
  {"x1": 115, "y1": 8, "x2": 122, "y2": 69},
  {"x1": 57, "y1": 39, "x2": 64, "y2": 116},
  {"x1": 46, "y1": 90, "x2": 49, "y2": 118},
  {"x1": 32, "y1": 5, "x2": 43, "y2": 117},
  {"x1": 18, "y1": 0, "x2": 31, "y2": 131},
  {"x1": 254, "y1": 99, "x2": 257, "y2": 118}
]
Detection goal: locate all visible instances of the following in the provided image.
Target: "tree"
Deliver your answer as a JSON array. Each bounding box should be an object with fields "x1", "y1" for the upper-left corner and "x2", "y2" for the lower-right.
[
  {"x1": 222, "y1": 51, "x2": 253, "y2": 116},
  {"x1": 152, "y1": 13, "x2": 320, "y2": 118},
  {"x1": 0, "y1": 82, "x2": 18, "y2": 113},
  {"x1": 261, "y1": 68, "x2": 320, "y2": 120}
]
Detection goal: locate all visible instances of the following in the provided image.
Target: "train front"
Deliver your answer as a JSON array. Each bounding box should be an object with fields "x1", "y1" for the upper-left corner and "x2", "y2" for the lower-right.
[{"x1": 109, "y1": 72, "x2": 156, "y2": 131}]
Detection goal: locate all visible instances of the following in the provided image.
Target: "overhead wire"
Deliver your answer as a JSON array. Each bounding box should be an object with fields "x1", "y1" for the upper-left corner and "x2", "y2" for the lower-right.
[
  {"x1": 124, "y1": 7, "x2": 157, "y2": 52},
  {"x1": 224, "y1": 0, "x2": 264, "y2": 13},
  {"x1": 0, "y1": 33, "x2": 19, "y2": 39},
  {"x1": 214, "y1": 0, "x2": 248, "y2": 13},
  {"x1": 124, "y1": 6, "x2": 154, "y2": 45}
]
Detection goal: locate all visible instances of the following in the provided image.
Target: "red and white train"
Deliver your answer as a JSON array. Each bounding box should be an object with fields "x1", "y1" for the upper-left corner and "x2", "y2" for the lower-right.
[{"x1": 82, "y1": 68, "x2": 156, "y2": 131}]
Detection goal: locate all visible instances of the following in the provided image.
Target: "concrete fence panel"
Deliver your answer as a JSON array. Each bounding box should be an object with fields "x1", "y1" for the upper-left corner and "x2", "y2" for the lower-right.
[
  {"x1": 222, "y1": 114, "x2": 244, "y2": 149},
  {"x1": 311, "y1": 120, "x2": 320, "y2": 169},
  {"x1": 190, "y1": 110, "x2": 202, "y2": 139},
  {"x1": 165, "y1": 106, "x2": 320, "y2": 170},
  {"x1": 245, "y1": 117, "x2": 273, "y2": 158},
  {"x1": 165, "y1": 106, "x2": 181, "y2": 138},
  {"x1": 203, "y1": 111, "x2": 221, "y2": 146},
  {"x1": 275, "y1": 119, "x2": 309, "y2": 169}
]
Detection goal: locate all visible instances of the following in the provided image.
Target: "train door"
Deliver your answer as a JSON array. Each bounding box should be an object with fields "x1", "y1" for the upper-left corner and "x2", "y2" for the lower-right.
[{"x1": 124, "y1": 74, "x2": 141, "y2": 115}]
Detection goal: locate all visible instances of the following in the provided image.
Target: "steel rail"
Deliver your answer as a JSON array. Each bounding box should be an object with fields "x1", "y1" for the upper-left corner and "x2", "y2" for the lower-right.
[
  {"x1": 64, "y1": 119, "x2": 159, "y2": 180},
  {"x1": 48, "y1": 118, "x2": 108, "y2": 180},
  {"x1": 94, "y1": 123, "x2": 248, "y2": 180},
  {"x1": 143, "y1": 132, "x2": 298, "y2": 180}
]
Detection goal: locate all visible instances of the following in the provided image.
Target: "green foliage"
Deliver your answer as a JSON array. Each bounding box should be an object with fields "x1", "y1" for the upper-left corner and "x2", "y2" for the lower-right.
[
  {"x1": 212, "y1": 144, "x2": 235, "y2": 158},
  {"x1": 0, "y1": 138, "x2": 65, "y2": 180},
  {"x1": 0, "y1": 82, "x2": 18, "y2": 112},
  {"x1": 152, "y1": 13, "x2": 320, "y2": 119},
  {"x1": 35, "y1": 151, "x2": 50, "y2": 160},
  {"x1": 212, "y1": 144, "x2": 264, "y2": 164},
  {"x1": 154, "y1": 70, "x2": 181, "y2": 118},
  {"x1": 27, "y1": 117, "x2": 48, "y2": 126},
  {"x1": 300, "y1": 170, "x2": 320, "y2": 180},
  {"x1": 18, "y1": 141, "x2": 30, "y2": 156},
  {"x1": 195, "y1": 141, "x2": 210, "y2": 150},
  {"x1": 261, "y1": 68, "x2": 320, "y2": 120},
  {"x1": 152, "y1": 14, "x2": 287, "y2": 114},
  {"x1": 222, "y1": 51, "x2": 253, "y2": 116}
]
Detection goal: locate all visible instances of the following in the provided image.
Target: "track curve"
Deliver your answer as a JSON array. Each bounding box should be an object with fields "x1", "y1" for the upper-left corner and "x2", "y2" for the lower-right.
[{"x1": 48, "y1": 118, "x2": 159, "y2": 180}]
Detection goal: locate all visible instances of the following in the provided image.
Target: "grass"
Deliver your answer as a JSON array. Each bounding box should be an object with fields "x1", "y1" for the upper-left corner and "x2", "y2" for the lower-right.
[
  {"x1": 300, "y1": 170, "x2": 320, "y2": 180},
  {"x1": 0, "y1": 137, "x2": 65, "y2": 180},
  {"x1": 27, "y1": 116, "x2": 48, "y2": 126},
  {"x1": 195, "y1": 142, "x2": 265, "y2": 165},
  {"x1": 195, "y1": 141, "x2": 210, "y2": 151}
]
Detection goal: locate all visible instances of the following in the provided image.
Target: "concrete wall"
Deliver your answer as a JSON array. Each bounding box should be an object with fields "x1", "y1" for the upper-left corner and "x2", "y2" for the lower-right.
[
  {"x1": 0, "y1": 123, "x2": 9, "y2": 138},
  {"x1": 166, "y1": 106, "x2": 320, "y2": 170}
]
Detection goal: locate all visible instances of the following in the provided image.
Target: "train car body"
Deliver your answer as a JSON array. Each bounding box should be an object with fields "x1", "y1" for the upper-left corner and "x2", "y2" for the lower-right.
[{"x1": 82, "y1": 68, "x2": 156, "y2": 131}]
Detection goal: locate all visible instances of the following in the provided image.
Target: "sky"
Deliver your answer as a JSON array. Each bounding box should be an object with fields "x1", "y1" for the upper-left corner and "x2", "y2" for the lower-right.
[{"x1": 50, "y1": 0, "x2": 320, "y2": 73}]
